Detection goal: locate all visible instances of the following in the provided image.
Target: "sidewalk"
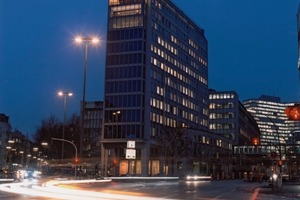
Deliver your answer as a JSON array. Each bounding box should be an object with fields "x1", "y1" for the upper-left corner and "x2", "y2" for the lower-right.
[{"x1": 256, "y1": 183, "x2": 300, "y2": 199}]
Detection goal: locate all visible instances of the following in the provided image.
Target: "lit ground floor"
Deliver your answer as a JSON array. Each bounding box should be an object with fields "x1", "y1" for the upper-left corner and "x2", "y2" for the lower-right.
[{"x1": 100, "y1": 141, "x2": 234, "y2": 178}]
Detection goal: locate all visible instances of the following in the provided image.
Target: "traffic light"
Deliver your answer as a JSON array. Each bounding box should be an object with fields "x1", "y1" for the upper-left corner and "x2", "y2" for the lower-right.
[
  {"x1": 113, "y1": 160, "x2": 117, "y2": 167},
  {"x1": 253, "y1": 138, "x2": 259, "y2": 146},
  {"x1": 278, "y1": 160, "x2": 282, "y2": 166},
  {"x1": 74, "y1": 158, "x2": 79, "y2": 164},
  {"x1": 285, "y1": 104, "x2": 300, "y2": 121}
]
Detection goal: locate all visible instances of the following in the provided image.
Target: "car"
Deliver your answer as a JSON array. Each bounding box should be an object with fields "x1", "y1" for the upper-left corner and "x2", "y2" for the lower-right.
[
  {"x1": 16, "y1": 169, "x2": 41, "y2": 181},
  {"x1": 186, "y1": 175, "x2": 211, "y2": 181}
]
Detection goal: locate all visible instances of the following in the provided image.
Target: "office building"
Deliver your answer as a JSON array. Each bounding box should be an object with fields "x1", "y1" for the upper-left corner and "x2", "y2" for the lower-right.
[
  {"x1": 243, "y1": 95, "x2": 296, "y2": 146},
  {"x1": 209, "y1": 90, "x2": 260, "y2": 146},
  {"x1": 102, "y1": 0, "x2": 209, "y2": 176}
]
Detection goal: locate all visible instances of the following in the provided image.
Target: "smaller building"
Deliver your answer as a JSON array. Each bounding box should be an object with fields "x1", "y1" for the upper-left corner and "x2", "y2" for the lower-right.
[
  {"x1": 0, "y1": 113, "x2": 10, "y2": 169},
  {"x1": 7, "y1": 130, "x2": 31, "y2": 168},
  {"x1": 83, "y1": 101, "x2": 103, "y2": 159},
  {"x1": 208, "y1": 89, "x2": 260, "y2": 146}
]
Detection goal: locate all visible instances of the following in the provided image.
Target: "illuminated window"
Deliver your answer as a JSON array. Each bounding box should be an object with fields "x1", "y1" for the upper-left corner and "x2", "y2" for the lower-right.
[
  {"x1": 109, "y1": 0, "x2": 120, "y2": 5},
  {"x1": 111, "y1": 4, "x2": 142, "y2": 17},
  {"x1": 111, "y1": 16, "x2": 143, "y2": 29}
]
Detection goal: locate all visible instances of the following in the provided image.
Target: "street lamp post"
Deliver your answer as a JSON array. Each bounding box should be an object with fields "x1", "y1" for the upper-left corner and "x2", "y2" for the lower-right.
[
  {"x1": 52, "y1": 137, "x2": 78, "y2": 177},
  {"x1": 58, "y1": 91, "x2": 73, "y2": 162},
  {"x1": 113, "y1": 111, "x2": 121, "y2": 138},
  {"x1": 248, "y1": 109, "x2": 283, "y2": 189},
  {"x1": 74, "y1": 36, "x2": 100, "y2": 158}
]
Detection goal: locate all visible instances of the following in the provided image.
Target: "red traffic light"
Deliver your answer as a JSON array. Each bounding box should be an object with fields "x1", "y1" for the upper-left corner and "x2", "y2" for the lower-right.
[
  {"x1": 253, "y1": 138, "x2": 259, "y2": 145},
  {"x1": 285, "y1": 104, "x2": 300, "y2": 121}
]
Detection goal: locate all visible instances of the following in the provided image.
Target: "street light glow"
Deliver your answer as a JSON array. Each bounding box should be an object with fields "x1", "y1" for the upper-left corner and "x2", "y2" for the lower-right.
[
  {"x1": 74, "y1": 36, "x2": 100, "y2": 45},
  {"x1": 92, "y1": 37, "x2": 100, "y2": 44},
  {"x1": 58, "y1": 91, "x2": 73, "y2": 97},
  {"x1": 75, "y1": 36, "x2": 82, "y2": 43},
  {"x1": 113, "y1": 111, "x2": 121, "y2": 115}
]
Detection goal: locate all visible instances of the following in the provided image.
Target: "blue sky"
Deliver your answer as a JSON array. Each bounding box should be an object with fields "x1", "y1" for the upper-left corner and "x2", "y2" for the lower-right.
[{"x1": 0, "y1": 0, "x2": 299, "y2": 136}]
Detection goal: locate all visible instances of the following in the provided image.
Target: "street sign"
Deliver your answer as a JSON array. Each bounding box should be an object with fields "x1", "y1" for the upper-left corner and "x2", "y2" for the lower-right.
[
  {"x1": 127, "y1": 140, "x2": 135, "y2": 149},
  {"x1": 126, "y1": 148, "x2": 136, "y2": 159}
]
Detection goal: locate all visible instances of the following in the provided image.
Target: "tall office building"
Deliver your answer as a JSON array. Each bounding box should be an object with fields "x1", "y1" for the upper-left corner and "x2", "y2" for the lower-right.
[
  {"x1": 243, "y1": 95, "x2": 295, "y2": 146},
  {"x1": 102, "y1": 0, "x2": 208, "y2": 176}
]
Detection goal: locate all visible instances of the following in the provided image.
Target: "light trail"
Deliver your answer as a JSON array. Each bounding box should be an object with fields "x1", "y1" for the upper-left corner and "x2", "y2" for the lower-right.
[{"x1": 0, "y1": 179, "x2": 174, "y2": 200}]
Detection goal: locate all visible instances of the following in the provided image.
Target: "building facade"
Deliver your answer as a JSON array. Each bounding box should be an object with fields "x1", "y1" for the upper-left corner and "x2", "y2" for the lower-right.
[
  {"x1": 83, "y1": 101, "x2": 103, "y2": 159},
  {"x1": 7, "y1": 130, "x2": 31, "y2": 168},
  {"x1": 0, "y1": 114, "x2": 10, "y2": 169},
  {"x1": 101, "y1": 0, "x2": 209, "y2": 176},
  {"x1": 209, "y1": 90, "x2": 260, "y2": 146},
  {"x1": 242, "y1": 95, "x2": 300, "y2": 175},
  {"x1": 243, "y1": 95, "x2": 296, "y2": 146}
]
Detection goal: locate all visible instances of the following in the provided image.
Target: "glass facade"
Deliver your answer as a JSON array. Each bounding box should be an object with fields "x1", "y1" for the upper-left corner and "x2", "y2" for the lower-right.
[
  {"x1": 103, "y1": 0, "x2": 209, "y2": 176},
  {"x1": 149, "y1": 0, "x2": 208, "y2": 134},
  {"x1": 105, "y1": 0, "x2": 146, "y2": 140},
  {"x1": 243, "y1": 95, "x2": 296, "y2": 146},
  {"x1": 104, "y1": 0, "x2": 208, "y2": 141},
  {"x1": 208, "y1": 90, "x2": 260, "y2": 145}
]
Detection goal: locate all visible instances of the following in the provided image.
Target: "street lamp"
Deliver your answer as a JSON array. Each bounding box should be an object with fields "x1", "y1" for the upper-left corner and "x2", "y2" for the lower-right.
[
  {"x1": 58, "y1": 90, "x2": 73, "y2": 162},
  {"x1": 74, "y1": 35, "x2": 100, "y2": 157},
  {"x1": 112, "y1": 111, "x2": 121, "y2": 139},
  {"x1": 248, "y1": 109, "x2": 283, "y2": 189},
  {"x1": 52, "y1": 137, "x2": 78, "y2": 177}
]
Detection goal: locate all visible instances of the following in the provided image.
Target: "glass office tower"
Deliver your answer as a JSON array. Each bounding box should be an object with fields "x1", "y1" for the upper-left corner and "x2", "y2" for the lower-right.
[
  {"x1": 243, "y1": 95, "x2": 295, "y2": 146},
  {"x1": 102, "y1": 0, "x2": 208, "y2": 176}
]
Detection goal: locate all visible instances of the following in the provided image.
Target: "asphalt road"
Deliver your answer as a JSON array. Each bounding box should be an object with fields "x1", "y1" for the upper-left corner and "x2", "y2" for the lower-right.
[{"x1": 0, "y1": 177, "x2": 298, "y2": 200}]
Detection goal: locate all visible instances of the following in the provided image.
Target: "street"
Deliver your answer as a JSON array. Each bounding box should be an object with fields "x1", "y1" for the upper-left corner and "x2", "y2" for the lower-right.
[
  {"x1": 0, "y1": 177, "x2": 298, "y2": 200},
  {"x1": 0, "y1": 177, "x2": 287, "y2": 200},
  {"x1": 71, "y1": 179, "x2": 259, "y2": 199}
]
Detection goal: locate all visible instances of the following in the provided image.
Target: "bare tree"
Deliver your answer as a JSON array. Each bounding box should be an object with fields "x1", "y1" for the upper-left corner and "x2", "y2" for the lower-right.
[
  {"x1": 157, "y1": 126, "x2": 192, "y2": 176},
  {"x1": 33, "y1": 114, "x2": 80, "y2": 160}
]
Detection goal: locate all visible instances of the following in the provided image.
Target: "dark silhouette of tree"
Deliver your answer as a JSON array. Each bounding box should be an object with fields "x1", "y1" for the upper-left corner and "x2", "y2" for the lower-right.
[
  {"x1": 33, "y1": 114, "x2": 80, "y2": 160},
  {"x1": 157, "y1": 126, "x2": 192, "y2": 176},
  {"x1": 64, "y1": 114, "x2": 80, "y2": 159},
  {"x1": 33, "y1": 115, "x2": 61, "y2": 160}
]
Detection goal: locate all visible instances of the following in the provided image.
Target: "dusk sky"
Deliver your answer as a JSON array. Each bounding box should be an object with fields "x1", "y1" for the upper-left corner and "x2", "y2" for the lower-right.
[{"x1": 0, "y1": 0, "x2": 299, "y2": 137}]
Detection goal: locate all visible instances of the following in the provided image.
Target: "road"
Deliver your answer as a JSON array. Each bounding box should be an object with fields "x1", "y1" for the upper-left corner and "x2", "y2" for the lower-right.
[
  {"x1": 0, "y1": 177, "x2": 298, "y2": 199},
  {"x1": 71, "y1": 179, "x2": 258, "y2": 199}
]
